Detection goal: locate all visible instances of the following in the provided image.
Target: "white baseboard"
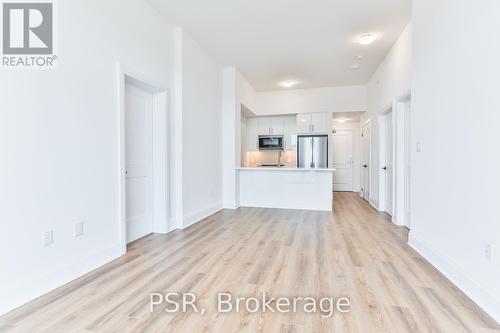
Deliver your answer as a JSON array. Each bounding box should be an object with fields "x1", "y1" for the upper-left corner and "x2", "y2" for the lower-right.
[
  {"x1": 0, "y1": 243, "x2": 122, "y2": 316},
  {"x1": 183, "y1": 203, "x2": 222, "y2": 229},
  {"x1": 408, "y1": 232, "x2": 500, "y2": 323},
  {"x1": 369, "y1": 198, "x2": 380, "y2": 211}
]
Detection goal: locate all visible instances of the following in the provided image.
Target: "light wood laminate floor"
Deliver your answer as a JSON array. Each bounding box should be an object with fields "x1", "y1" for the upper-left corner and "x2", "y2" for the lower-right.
[{"x1": 1, "y1": 193, "x2": 499, "y2": 332}]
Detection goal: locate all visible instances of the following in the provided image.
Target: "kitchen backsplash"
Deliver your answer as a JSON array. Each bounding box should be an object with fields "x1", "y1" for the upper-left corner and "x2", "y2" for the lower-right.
[{"x1": 244, "y1": 150, "x2": 297, "y2": 167}]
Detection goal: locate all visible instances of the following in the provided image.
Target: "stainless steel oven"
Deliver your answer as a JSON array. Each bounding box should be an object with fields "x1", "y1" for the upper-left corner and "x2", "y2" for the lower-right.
[{"x1": 258, "y1": 135, "x2": 284, "y2": 151}]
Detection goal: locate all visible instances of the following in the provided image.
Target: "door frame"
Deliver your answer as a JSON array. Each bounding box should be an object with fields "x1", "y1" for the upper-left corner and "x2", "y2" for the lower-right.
[
  {"x1": 117, "y1": 63, "x2": 169, "y2": 254},
  {"x1": 360, "y1": 120, "x2": 372, "y2": 202},
  {"x1": 394, "y1": 92, "x2": 412, "y2": 228},
  {"x1": 378, "y1": 105, "x2": 394, "y2": 217}
]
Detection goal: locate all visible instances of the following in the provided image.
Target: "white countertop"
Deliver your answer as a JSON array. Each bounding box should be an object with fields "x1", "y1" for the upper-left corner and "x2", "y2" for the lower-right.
[{"x1": 237, "y1": 167, "x2": 335, "y2": 172}]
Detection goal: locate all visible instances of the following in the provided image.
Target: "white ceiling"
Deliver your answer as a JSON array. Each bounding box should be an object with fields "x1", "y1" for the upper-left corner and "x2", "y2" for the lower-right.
[{"x1": 147, "y1": 0, "x2": 411, "y2": 91}]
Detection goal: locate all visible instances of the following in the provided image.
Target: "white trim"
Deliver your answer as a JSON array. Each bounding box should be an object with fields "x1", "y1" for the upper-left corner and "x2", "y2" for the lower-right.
[
  {"x1": 369, "y1": 198, "x2": 380, "y2": 211},
  {"x1": 117, "y1": 63, "x2": 169, "y2": 254},
  {"x1": 183, "y1": 204, "x2": 223, "y2": 229},
  {"x1": 171, "y1": 27, "x2": 184, "y2": 230},
  {"x1": 409, "y1": 232, "x2": 500, "y2": 323},
  {"x1": 393, "y1": 93, "x2": 411, "y2": 228},
  {"x1": 360, "y1": 120, "x2": 372, "y2": 202},
  {"x1": 0, "y1": 244, "x2": 122, "y2": 315}
]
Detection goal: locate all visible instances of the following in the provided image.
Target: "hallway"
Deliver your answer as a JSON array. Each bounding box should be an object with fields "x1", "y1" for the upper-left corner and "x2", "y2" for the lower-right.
[{"x1": 1, "y1": 193, "x2": 498, "y2": 332}]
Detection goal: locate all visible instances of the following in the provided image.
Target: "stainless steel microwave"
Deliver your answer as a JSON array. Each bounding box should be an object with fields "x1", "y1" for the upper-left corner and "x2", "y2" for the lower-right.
[{"x1": 258, "y1": 135, "x2": 284, "y2": 151}]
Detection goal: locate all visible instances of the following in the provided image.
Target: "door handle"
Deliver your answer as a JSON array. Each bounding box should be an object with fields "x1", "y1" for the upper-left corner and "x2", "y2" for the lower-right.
[
  {"x1": 363, "y1": 165, "x2": 368, "y2": 168},
  {"x1": 382, "y1": 166, "x2": 387, "y2": 170}
]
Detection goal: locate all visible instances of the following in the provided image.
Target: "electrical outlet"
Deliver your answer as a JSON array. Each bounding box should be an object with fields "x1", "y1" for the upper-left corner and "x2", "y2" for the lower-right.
[
  {"x1": 43, "y1": 230, "x2": 53, "y2": 247},
  {"x1": 75, "y1": 221, "x2": 84, "y2": 237},
  {"x1": 485, "y1": 244, "x2": 492, "y2": 261}
]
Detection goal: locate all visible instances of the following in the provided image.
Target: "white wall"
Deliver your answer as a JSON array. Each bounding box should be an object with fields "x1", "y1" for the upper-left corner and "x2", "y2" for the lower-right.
[
  {"x1": 0, "y1": 0, "x2": 174, "y2": 314},
  {"x1": 410, "y1": 0, "x2": 500, "y2": 321},
  {"x1": 180, "y1": 30, "x2": 223, "y2": 227},
  {"x1": 332, "y1": 121, "x2": 361, "y2": 192},
  {"x1": 363, "y1": 21, "x2": 412, "y2": 207},
  {"x1": 222, "y1": 68, "x2": 256, "y2": 209},
  {"x1": 255, "y1": 86, "x2": 366, "y2": 116}
]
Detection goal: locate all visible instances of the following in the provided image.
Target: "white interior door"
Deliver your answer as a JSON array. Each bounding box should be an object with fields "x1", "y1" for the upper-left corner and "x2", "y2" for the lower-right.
[
  {"x1": 332, "y1": 130, "x2": 353, "y2": 191},
  {"x1": 125, "y1": 83, "x2": 153, "y2": 243},
  {"x1": 360, "y1": 124, "x2": 370, "y2": 200},
  {"x1": 384, "y1": 113, "x2": 394, "y2": 215}
]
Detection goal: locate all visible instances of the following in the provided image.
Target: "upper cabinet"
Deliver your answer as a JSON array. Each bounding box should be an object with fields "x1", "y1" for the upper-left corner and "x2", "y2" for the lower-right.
[
  {"x1": 296, "y1": 112, "x2": 331, "y2": 134},
  {"x1": 283, "y1": 115, "x2": 297, "y2": 149},
  {"x1": 270, "y1": 116, "x2": 284, "y2": 135},
  {"x1": 246, "y1": 115, "x2": 297, "y2": 151},
  {"x1": 245, "y1": 113, "x2": 330, "y2": 151},
  {"x1": 256, "y1": 116, "x2": 284, "y2": 135},
  {"x1": 246, "y1": 117, "x2": 259, "y2": 151},
  {"x1": 297, "y1": 113, "x2": 311, "y2": 133}
]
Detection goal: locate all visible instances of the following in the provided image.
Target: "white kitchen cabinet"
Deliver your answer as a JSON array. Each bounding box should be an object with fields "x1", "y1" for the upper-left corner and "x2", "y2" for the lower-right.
[
  {"x1": 297, "y1": 113, "x2": 311, "y2": 133},
  {"x1": 283, "y1": 115, "x2": 297, "y2": 149},
  {"x1": 246, "y1": 117, "x2": 259, "y2": 151},
  {"x1": 270, "y1": 116, "x2": 284, "y2": 135},
  {"x1": 257, "y1": 117, "x2": 272, "y2": 135},
  {"x1": 296, "y1": 112, "x2": 331, "y2": 134},
  {"x1": 246, "y1": 115, "x2": 299, "y2": 151},
  {"x1": 311, "y1": 112, "x2": 330, "y2": 133},
  {"x1": 255, "y1": 116, "x2": 284, "y2": 135}
]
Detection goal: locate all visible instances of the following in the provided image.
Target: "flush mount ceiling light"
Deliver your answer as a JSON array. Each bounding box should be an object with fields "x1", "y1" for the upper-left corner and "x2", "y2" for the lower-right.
[
  {"x1": 280, "y1": 80, "x2": 298, "y2": 88},
  {"x1": 349, "y1": 64, "x2": 360, "y2": 70},
  {"x1": 354, "y1": 55, "x2": 364, "y2": 61},
  {"x1": 358, "y1": 33, "x2": 378, "y2": 46},
  {"x1": 336, "y1": 118, "x2": 348, "y2": 124}
]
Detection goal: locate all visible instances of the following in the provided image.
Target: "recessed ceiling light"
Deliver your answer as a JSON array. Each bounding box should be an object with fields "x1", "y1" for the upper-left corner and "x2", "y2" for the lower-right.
[
  {"x1": 349, "y1": 64, "x2": 360, "y2": 70},
  {"x1": 280, "y1": 80, "x2": 298, "y2": 88},
  {"x1": 358, "y1": 33, "x2": 378, "y2": 46},
  {"x1": 354, "y1": 55, "x2": 364, "y2": 61}
]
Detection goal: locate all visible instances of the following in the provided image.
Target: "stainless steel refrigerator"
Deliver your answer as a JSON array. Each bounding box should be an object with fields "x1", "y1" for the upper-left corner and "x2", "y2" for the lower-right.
[{"x1": 297, "y1": 135, "x2": 328, "y2": 168}]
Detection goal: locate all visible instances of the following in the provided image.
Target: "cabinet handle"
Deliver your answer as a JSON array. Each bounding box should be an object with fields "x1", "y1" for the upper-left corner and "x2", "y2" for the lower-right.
[{"x1": 312, "y1": 124, "x2": 314, "y2": 132}]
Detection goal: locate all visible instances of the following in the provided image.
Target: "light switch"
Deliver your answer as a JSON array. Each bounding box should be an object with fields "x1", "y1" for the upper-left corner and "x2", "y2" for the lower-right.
[
  {"x1": 416, "y1": 141, "x2": 423, "y2": 153},
  {"x1": 44, "y1": 230, "x2": 53, "y2": 247},
  {"x1": 75, "y1": 221, "x2": 84, "y2": 237}
]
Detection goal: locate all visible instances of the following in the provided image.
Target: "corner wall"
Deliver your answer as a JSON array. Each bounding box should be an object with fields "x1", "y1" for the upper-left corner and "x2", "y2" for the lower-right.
[
  {"x1": 410, "y1": 0, "x2": 500, "y2": 321},
  {"x1": 222, "y1": 68, "x2": 256, "y2": 209},
  {"x1": 0, "y1": 0, "x2": 175, "y2": 314},
  {"x1": 180, "y1": 30, "x2": 223, "y2": 227}
]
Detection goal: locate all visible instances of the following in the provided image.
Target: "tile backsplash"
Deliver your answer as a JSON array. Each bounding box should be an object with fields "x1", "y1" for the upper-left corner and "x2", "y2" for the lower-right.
[{"x1": 244, "y1": 150, "x2": 296, "y2": 167}]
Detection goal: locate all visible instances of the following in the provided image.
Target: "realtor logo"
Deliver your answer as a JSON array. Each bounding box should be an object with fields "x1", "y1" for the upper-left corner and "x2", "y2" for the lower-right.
[{"x1": 1, "y1": 0, "x2": 57, "y2": 68}]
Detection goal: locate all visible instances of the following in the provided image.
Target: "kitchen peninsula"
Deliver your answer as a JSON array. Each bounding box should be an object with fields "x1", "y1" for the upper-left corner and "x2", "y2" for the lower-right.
[{"x1": 237, "y1": 167, "x2": 334, "y2": 211}]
